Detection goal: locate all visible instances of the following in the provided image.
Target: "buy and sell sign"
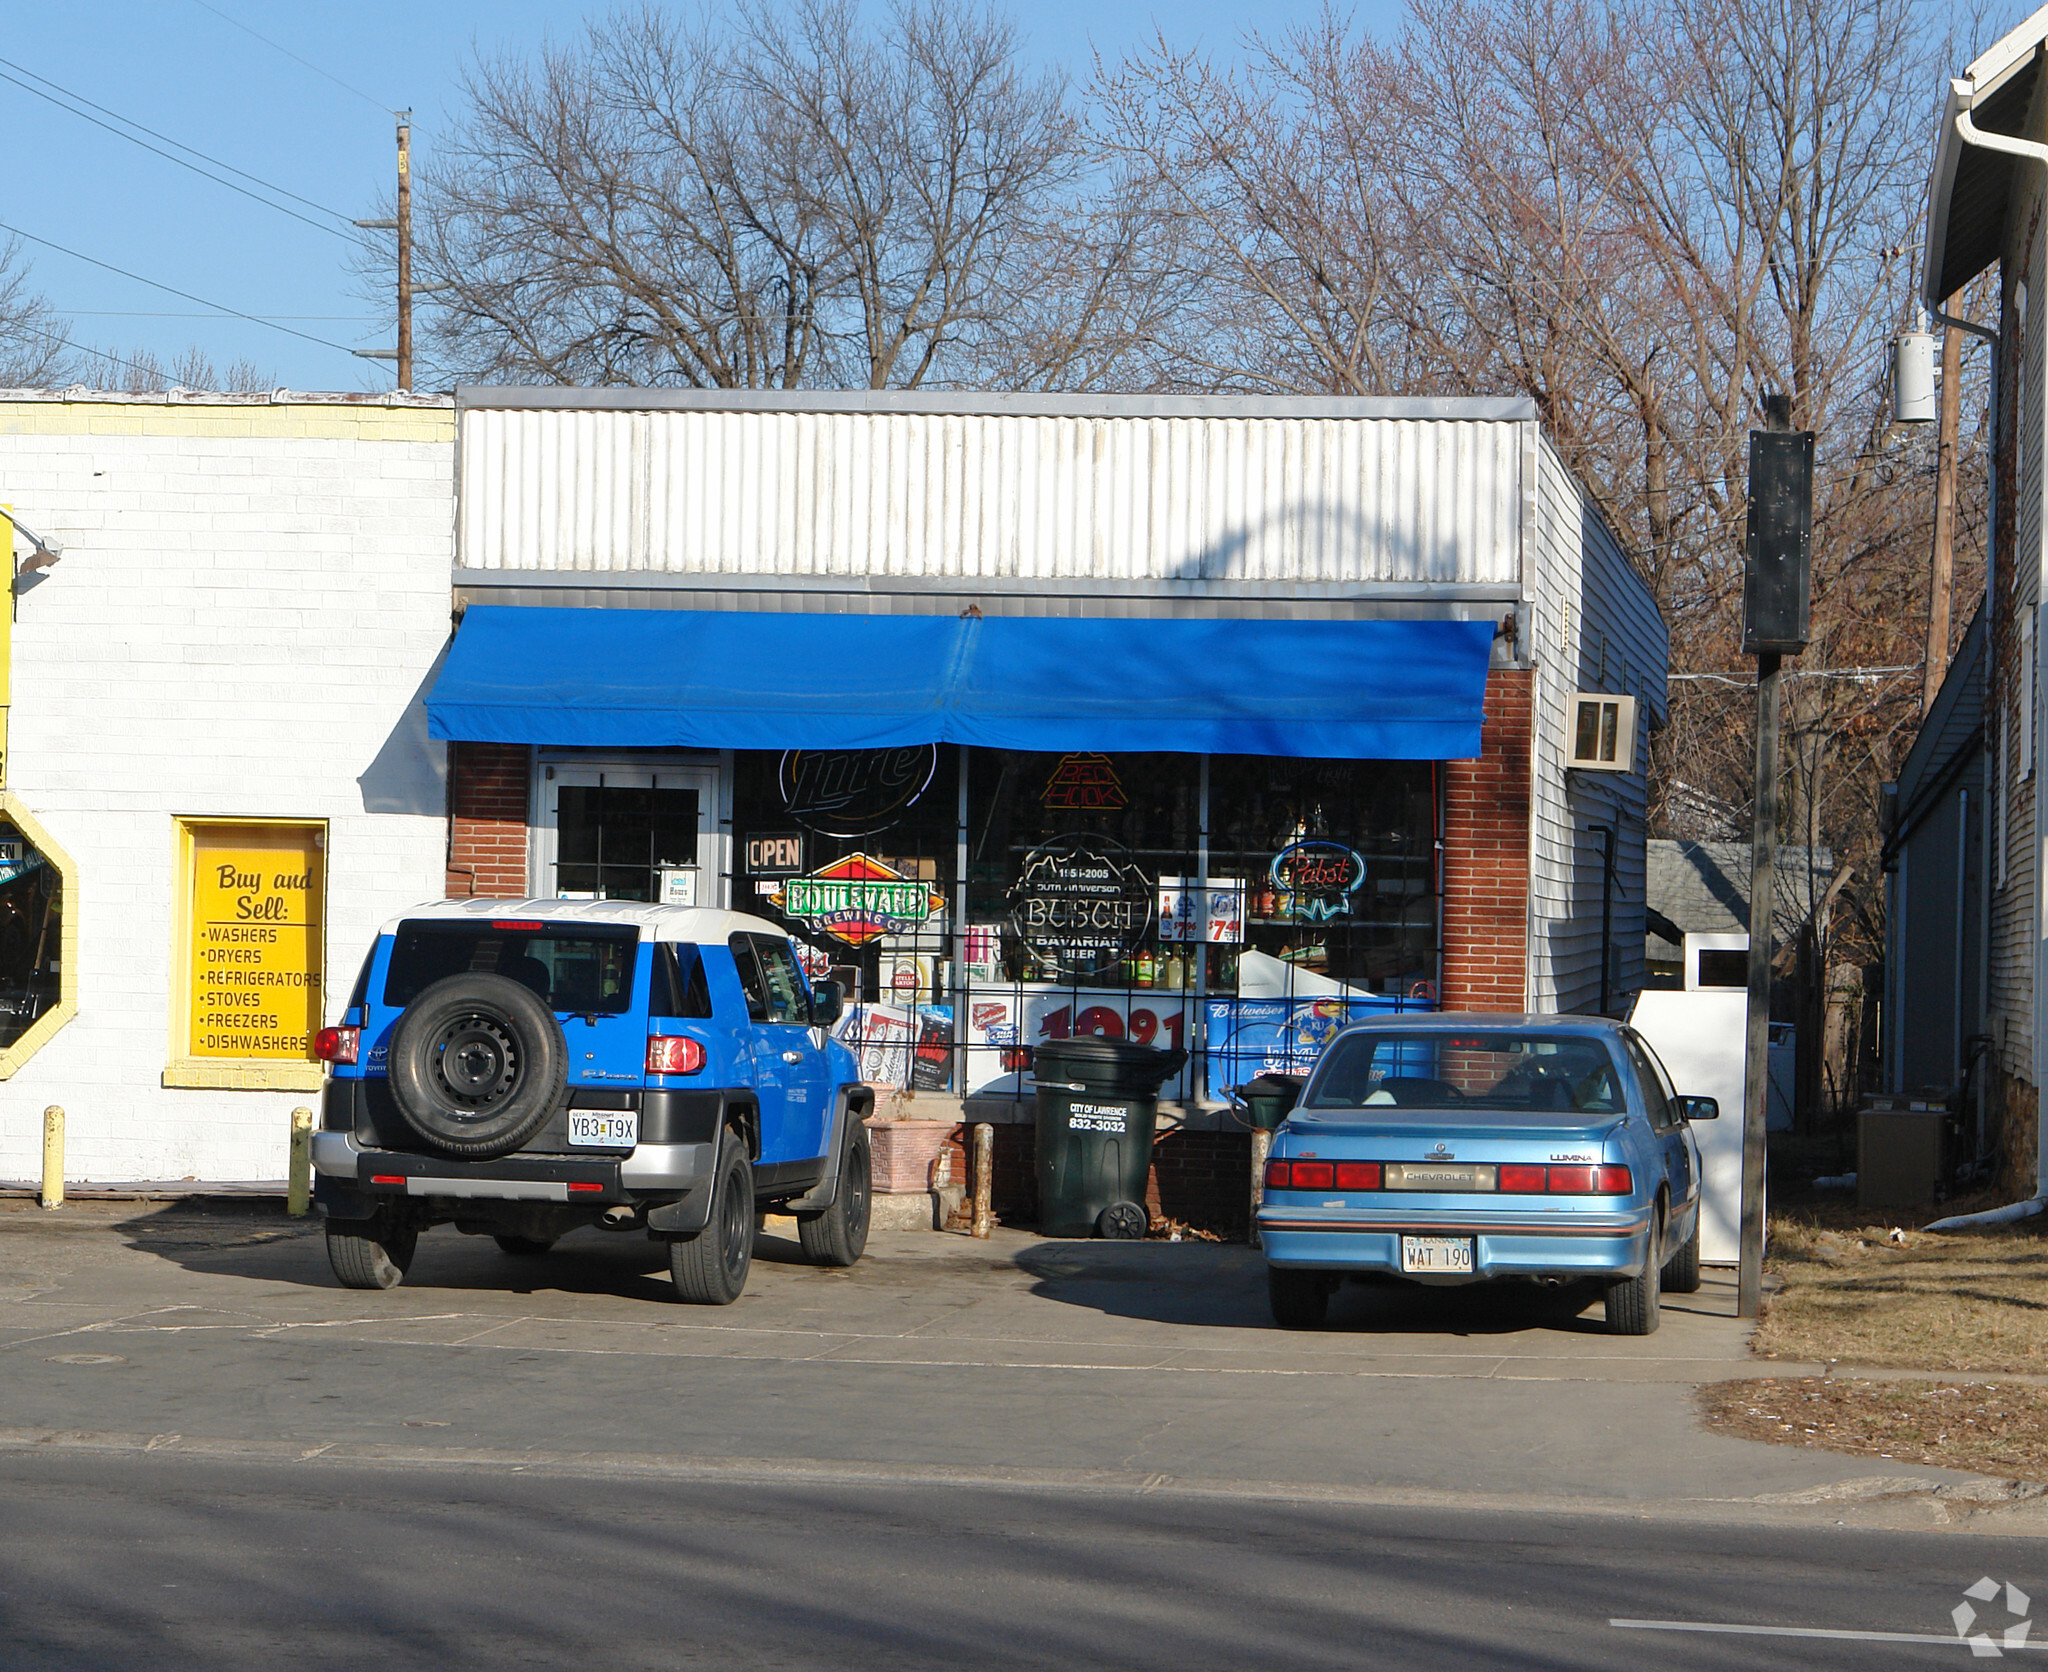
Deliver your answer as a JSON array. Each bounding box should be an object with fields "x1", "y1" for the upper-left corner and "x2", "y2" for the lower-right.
[{"x1": 187, "y1": 825, "x2": 325, "y2": 1059}]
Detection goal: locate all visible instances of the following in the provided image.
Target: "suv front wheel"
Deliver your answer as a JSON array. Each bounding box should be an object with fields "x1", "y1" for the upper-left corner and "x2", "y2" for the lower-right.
[{"x1": 668, "y1": 1134, "x2": 754, "y2": 1305}]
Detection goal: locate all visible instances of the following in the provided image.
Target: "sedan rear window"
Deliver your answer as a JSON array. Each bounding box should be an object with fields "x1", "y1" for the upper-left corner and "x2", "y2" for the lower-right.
[
  {"x1": 383, "y1": 921, "x2": 641, "y2": 1014},
  {"x1": 1305, "y1": 1032, "x2": 1624, "y2": 1113}
]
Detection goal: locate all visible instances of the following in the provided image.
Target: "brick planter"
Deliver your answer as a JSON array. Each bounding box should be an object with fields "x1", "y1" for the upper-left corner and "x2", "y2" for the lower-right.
[{"x1": 864, "y1": 1117, "x2": 959, "y2": 1194}]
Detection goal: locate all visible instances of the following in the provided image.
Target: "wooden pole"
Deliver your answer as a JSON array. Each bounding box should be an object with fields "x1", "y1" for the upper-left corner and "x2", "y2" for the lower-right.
[
  {"x1": 1739, "y1": 652, "x2": 1781, "y2": 1318},
  {"x1": 971, "y1": 1121, "x2": 994, "y2": 1239},
  {"x1": 1922, "y1": 321, "x2": 1962, "y2": 717},
  {"x1": 395, "y1": 113, "x2": 413, "y2": 393},
  {"x1": 287, "y1": 1107, "x2": 314, "y2": 1217},
  {"x1": 1249, "y1": 1127, "x2": 1272, "y2": 1249},
  {"x1": 40, "y1": 1105, "x2": 62, "y2": 1210}
]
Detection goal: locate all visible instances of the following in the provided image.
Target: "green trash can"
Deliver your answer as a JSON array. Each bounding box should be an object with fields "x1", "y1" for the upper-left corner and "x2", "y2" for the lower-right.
[
  {"x1": 1033, "y1": 1036, "x2": 1188, "y2": 1239},
  {"x1": 1238, "y1": 1072, "x2": 1306, "y2": 1130}
]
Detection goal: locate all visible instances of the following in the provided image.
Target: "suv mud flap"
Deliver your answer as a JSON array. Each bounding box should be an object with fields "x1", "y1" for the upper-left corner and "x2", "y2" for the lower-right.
[{"x1": 784, "y1": 1086, "x2": 875, "y2": 1214}]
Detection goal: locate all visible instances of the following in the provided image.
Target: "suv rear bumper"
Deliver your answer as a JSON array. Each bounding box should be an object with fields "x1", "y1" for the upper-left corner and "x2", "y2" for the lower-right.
[{"x1": 311, "y1": 1132, "x2": 713, "y2": 1204}]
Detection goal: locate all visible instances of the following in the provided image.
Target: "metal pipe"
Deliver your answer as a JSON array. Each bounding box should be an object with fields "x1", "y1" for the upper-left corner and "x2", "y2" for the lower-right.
[{"x1": 971, "y1": 1121, "x2": 993, "y2": 1239}]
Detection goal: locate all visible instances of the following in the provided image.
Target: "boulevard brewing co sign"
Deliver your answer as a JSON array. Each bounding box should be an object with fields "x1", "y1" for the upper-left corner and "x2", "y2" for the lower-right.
[
  {"x1": 779, "y1": 747, "x2": 937, "y2": 839},
  {"x1": 772, "y1": 854, "x2": 945, "y2": 947},
  {"x1": 1009, "y1": 837, "x2": 1152, "y2": 977}
]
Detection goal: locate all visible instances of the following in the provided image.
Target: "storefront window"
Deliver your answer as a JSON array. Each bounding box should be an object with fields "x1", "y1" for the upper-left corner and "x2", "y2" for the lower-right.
[
  {"x1": 727, "y1": 743, "x2": 1441, "y2": 1104},
  {"x1": 0, "y1": 819, "x2": 60, "y2": 1049}
]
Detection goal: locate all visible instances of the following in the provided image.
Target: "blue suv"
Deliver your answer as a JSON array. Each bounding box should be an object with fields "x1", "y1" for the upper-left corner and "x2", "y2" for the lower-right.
[{"x1": 311, "y1": 899, "x2": 874, "y2": 1304}]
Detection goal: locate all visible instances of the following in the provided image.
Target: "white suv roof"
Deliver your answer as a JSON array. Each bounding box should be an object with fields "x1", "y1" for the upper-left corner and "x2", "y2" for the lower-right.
[{"x1": 377, "y1": 897, "x2": 790, "y2": 943}]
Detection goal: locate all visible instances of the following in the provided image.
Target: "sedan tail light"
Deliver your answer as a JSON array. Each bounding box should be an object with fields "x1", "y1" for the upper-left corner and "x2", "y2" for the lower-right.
[
  {"x1": 1548, "y1": 1164, "x2": 1633, "y2": 1194},
  {"x1": 646, "y1": 1035, "x2": 706, "y2": 1075},
  {"x1": 313, "y1": 1026, "x2": 359, "y2": 1065},
  {"x1": 1497, "y1": 1163, "x2": 1546, "y2": 1193}
]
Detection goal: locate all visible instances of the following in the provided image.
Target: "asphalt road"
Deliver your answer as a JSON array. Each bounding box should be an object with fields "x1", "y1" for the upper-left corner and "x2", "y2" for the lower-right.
[{"x1": 1, "y1": 1449, "x2": 2041, "y2": 1671}]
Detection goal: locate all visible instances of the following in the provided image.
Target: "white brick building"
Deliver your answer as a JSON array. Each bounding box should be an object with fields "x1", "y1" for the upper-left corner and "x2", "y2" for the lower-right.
[{"x1": 0, "y1": 391, "x2": 455, "y2": 1184}]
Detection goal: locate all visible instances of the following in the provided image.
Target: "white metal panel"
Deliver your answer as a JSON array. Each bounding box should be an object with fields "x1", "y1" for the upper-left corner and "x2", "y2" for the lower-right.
[
  {"x1": 1526, "y1": 439, "x2": 1661, "y2": 1015},
  {"x1": 459, "y1": 408, "x2": 1525, "y2": 587}
]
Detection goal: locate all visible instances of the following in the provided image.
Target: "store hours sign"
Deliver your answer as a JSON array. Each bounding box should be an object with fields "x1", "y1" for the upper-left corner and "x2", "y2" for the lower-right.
[{"x1": 1009, "y1": 837, "x2": 1153, "y2": 977}]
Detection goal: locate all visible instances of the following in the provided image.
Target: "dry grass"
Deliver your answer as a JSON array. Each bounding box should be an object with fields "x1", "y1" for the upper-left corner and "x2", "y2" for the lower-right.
[
  {"x1": 1699, "y1": 1378, "x2": 2048, "y2": 1483},
  {"x1": 1751, "y1": 1213, "x2": 2048, "y2": 1375}
]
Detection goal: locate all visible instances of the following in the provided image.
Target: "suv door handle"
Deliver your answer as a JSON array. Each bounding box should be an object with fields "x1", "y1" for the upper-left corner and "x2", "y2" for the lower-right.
[{"x1": 781, "y1": 1050, "x2": 805, "y2": 1064}]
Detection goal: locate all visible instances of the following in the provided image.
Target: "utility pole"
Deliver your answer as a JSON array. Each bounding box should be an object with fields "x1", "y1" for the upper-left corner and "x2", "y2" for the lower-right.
[
  {"x1": 395, "y1": 112, "x2": 413, "y2": 392},
  {"x1": 1738, "y1": 394, "x2": 1813, "y2": 1318},
  {"x1": 1922, "y1": 320, "x2": 1962, "y2": 716}
]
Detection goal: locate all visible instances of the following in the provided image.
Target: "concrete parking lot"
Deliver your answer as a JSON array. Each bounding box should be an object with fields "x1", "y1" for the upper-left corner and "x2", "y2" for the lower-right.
[{"x1": 2, "y1": 1197, "x2": 2017, "y2": 1528}]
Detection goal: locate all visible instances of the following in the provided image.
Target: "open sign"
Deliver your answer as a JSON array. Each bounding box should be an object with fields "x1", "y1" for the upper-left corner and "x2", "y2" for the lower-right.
[{"x1": 745, "y1": 833, "x2": 804, "y2": 876}]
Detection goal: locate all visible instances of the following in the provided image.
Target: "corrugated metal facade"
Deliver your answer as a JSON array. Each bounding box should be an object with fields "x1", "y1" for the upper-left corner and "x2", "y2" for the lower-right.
[
  {"x1": 1524, "y1": 441, "x2": 1666, "y2": 1013},
  {"x1": 458, "y1": 405, "x2": 1525, "y2": 590},
  {"x1": 1989, "y1": 214, "x2": 2044, "y2": 1089}
]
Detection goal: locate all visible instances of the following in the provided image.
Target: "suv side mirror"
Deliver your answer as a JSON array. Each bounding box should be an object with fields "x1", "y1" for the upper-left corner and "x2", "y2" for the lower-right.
[
  {"x1": 1677, "y1": 1095, "x2": 1718, "y2": 1122},
  {"x1": 810, "y1": 978, "x2": 844, "y2": 1027}
]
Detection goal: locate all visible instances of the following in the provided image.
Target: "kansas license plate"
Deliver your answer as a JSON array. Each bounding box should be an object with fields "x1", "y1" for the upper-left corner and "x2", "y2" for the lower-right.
[
  {"x1": 1401, "y1": 1235, "x2": 1474, "y2": 1274},
  {"x1": 566, "y1": 1110, "x2": 638, "y2": 1148}
]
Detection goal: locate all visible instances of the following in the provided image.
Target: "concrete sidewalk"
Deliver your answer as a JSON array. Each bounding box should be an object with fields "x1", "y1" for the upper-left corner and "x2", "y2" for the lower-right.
[{"x1": 0, "y1": 1203, "x2": 2024, "y2": 1527}]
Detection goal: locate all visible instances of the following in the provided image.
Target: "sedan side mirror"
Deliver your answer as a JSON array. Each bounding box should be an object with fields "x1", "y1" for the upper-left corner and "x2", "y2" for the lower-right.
[
  {"x1": 1677, "y1": 1095, "x2": 1718, "y2": 1122},
  {"x1": 810, "y1": 978, "x2": 844, "y2": 1027}
]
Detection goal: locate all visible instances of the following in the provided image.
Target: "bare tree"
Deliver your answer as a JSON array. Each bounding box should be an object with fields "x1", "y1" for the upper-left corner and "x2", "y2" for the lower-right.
[
  {"x1": 0, "y1": 240, "x2": 75, "y2": 388},
  {"x1": 404, "y1": 0, "x2": 1158, "y2": 390}
]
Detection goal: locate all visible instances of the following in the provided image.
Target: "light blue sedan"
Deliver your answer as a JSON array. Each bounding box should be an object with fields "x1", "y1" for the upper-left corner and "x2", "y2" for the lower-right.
[{"x1": 1256, "y1": 1015, "x2": 1716, "y2": 1335}]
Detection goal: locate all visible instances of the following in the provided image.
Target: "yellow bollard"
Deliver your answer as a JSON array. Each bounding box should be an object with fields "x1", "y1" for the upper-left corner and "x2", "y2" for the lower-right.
[
  {"x1": 287, "y1": 1106, "x2": 314, "y2": 1217},
  {"x1": 40, "y1": 1105, "x2": 62, "y2": 1210}
]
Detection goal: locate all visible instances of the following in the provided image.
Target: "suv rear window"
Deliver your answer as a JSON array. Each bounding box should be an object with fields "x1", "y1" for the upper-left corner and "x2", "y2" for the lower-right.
[
  {"x1": 1304, "y1": 1031, "x2": 1624, "y2": 1113},
  {"x1": 384, "y1": 921, "x2": 642, "y2": 1014}
]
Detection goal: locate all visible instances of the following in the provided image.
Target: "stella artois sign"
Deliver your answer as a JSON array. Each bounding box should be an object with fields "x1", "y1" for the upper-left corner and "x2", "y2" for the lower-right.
[{"x1": 771, "y1": 853, "x2": 945, "y2": 946}]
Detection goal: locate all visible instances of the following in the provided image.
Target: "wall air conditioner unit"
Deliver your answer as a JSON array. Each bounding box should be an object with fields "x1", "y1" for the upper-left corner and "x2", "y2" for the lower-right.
[{"x1": 1567, "y1": 692, "x2": 1637, "y2": 773}]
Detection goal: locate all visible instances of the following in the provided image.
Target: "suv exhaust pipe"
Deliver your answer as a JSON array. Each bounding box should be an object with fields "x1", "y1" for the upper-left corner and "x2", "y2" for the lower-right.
[{"x1": 599, "y1": 1204, "x2": 641, "y2": 1231}]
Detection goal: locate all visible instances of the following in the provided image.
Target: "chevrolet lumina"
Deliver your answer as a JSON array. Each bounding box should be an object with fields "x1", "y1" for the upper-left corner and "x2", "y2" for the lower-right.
[
  {"x1": 310, "y1": 899, "x2": 873, "y2": 1305},
  {"x1": 1256, "y1": 1016, "x2": 1715, "y2": 1335}
]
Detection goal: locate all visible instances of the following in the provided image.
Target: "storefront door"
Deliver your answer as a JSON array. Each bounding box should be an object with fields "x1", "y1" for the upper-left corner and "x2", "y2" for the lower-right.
[{"x1": 540, "y1": 762, "x2": 724, "y2": 906}]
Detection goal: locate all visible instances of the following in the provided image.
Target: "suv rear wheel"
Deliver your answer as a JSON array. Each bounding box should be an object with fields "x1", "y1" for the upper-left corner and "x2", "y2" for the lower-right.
[
  {"x1": 797, "y1": 1120, "x2": 871, "y2": 1268},
  {"x1": 669, "y1": 1134, "x2": 754, "y2": 1305},
  {"x1": 327, "y1": 1213, "x2": 418, "y2": 1291}
]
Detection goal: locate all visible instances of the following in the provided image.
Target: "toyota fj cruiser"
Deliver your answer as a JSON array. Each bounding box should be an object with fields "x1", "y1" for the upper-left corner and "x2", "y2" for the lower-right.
[{"x1": 311, "y1": 899, "x2": 873, "y2": 1304}]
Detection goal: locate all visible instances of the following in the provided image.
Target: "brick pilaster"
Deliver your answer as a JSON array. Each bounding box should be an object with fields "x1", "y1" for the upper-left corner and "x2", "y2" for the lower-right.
[
  {"x1": 1440, "y1": 669, "x2": 1531, "y2": 1013},
  {"x1": 447, "y1": 741, "x2": 531, "y2": 897}
]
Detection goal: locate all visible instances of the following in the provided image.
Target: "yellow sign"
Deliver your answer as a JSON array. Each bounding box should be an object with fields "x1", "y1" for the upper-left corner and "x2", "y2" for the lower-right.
[{"x1": 187, "y1": 824, "x2": 324, "y2": 1059}]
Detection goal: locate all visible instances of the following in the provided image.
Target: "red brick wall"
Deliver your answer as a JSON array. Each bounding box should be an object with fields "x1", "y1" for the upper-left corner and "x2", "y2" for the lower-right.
[
  {"x1": 1440, "y1": 668, "x2": 1531, "y2": 1012},
  {"x1": 446, "y1": 741, "x2": 531, "y2": 897}
]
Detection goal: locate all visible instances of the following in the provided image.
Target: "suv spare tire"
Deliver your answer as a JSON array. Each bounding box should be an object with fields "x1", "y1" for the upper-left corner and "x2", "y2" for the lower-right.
[{"x1": 386, "y1": 972, "x2": 569, "y2": 1159}]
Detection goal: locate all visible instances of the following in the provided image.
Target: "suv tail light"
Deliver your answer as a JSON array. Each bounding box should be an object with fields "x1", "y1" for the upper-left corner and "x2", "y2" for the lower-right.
[
  {"x1": 646, "y1": 1035, "x2": 706, "y2": 1075},
  {"x1": 313, "y1": 1026, "x2": 358, "y2": 1065}
]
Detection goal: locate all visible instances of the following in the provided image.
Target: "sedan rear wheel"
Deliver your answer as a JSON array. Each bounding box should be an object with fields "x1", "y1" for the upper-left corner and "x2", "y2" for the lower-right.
[
  {"x1": 1268, "y1": 1267, "x2": 1329, "y2": 1329},
  {"x1": 1606, "y1": 1210, "x2": 1663, "y2": 1335},
  {"x1": 1660, "y1": 1209, "x2": 1702, "y2": 1295}
]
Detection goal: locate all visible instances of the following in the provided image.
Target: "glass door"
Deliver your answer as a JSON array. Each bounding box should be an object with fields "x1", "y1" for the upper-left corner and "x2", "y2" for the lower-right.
[{"x1": 542, "y1": 763, "x2": 723, "y2": 905}]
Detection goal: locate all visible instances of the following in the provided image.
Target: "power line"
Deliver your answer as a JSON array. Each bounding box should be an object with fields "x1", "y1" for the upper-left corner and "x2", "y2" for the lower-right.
[
  {"x1": 0, "y1": 221, "x2": 365, "y2": 359},
  {"x1": 0, "y1": 56, "x2": 357, "y2": 238},
  {"x1": 186, "y1": 0, "x2": 391, "y2": 113},
  {"x1": 68, "y1": 311, "x2": 374, "y2": 322}
]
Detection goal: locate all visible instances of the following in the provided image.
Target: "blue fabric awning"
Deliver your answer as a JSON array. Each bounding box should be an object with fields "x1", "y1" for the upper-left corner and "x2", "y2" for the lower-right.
[{"x1": 427, "y1": 606, "x2": 1497, "y2": 759}]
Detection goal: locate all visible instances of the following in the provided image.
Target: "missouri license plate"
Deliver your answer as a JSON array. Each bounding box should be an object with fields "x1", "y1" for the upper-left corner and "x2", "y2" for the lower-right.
[
  {"x1": 1401, "y1": 1235, "x2": 1474, "y2": 1274},
  {"x1": 566, "y1": 1110, "x2": 638, "y2": 1149}
]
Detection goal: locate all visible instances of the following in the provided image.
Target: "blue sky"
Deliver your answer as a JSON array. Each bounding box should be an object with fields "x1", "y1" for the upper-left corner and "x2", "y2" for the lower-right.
[{"x1": 2, "y1": 1, "x2": 1403, "y2": 392}]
